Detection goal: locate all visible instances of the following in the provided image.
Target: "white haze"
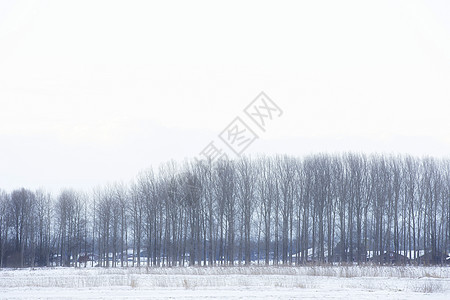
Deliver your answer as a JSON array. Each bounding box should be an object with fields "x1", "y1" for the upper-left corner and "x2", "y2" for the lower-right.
[{"x1": 0, "y1": 0, "x2": 449, "y2": 193}]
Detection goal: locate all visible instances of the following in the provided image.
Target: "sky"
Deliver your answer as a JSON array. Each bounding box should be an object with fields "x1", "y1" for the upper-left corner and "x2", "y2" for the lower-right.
[{"x1": 0, "y1": 0, "x2": 449, "y2": 193}]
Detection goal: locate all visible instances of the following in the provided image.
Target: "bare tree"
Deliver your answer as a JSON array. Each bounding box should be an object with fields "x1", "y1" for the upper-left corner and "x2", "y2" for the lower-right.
[
  {"x1": 236, "y1": 157, "x2": 255, "y2": 265},
  {"x1": 2, "y1": 153, "x2": 449, "y2": 267},
  {"x1": 0, "y1": 190, "x2": 9, "y2": 267}
]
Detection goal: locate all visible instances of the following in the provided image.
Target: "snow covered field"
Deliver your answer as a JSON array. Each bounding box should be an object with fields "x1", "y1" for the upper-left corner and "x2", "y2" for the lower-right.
[{"x1": 0, "y1": 266, "x2": 448, "y2": 299}]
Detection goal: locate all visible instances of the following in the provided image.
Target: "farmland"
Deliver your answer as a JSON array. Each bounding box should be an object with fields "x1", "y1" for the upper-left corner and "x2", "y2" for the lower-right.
[{"x1": 0, "y1": 266, "x2": 448, "y2": 299}]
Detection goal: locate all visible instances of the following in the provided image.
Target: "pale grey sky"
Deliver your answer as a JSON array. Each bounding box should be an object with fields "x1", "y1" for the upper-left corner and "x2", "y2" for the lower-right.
[{"x1": 1, "y1": 0, "x2": 449, "y2": 193}]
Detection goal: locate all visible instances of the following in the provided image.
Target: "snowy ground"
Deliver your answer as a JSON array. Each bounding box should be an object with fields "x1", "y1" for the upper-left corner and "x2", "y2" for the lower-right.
[{"x1": 0, "y1": 266, "x2": 448, "y2": 299}]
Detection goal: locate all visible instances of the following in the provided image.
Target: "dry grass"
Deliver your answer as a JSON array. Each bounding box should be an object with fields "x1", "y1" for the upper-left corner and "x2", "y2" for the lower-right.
[
  {"x1": 413, "y1": 281, "x2": 445, "y2": 293},
  {"x1": 129, "y1": 276, "x2": 138, "y2": 288},
  {"x1": 0, "y1": 265, "x2": 447, "y2": 292}
]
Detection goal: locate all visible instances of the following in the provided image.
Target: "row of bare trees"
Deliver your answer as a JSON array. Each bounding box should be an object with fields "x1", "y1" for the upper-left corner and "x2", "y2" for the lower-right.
[{"x1": 0, "y1": 153, "x2": 449, "y2": 267}]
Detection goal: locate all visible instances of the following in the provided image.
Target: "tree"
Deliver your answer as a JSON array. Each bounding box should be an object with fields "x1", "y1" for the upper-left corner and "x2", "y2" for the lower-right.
[
  {"x1": 9, "y1": 188, "x2": 35, "y2": 267},
  {"x1": 0, "y1": 190, "x2": 9, "y2": 267}
]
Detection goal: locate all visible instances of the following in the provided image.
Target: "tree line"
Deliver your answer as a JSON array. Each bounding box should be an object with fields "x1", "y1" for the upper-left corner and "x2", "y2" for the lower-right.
[{"x1": 0, "y1": 153, "x2": 449, "y2": 268}]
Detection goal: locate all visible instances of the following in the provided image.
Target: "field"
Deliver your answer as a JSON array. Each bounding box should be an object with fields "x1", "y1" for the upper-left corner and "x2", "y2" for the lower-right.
[{"x1": 0, "y1": 266, "x2": 449, "y2": 299}]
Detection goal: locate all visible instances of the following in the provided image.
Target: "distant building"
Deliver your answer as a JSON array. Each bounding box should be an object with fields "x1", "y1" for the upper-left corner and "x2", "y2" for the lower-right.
[
  {"x1": 415, "y1": 251, "x2": 449, "y2": 265},
  {"x1": 371, "y1": 251, "x2": 410, "y2": 265},
  {"x1": 331, "y1": 241, "x2": 367, "y2": 263}
]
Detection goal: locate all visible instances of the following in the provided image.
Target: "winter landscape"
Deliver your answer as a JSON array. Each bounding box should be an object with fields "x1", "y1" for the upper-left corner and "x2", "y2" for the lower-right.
[
  {"x1": 2, "y1": 0, "x2": 450, "y2": 299},
  {"x1": 0, "y1": 266, "x2": 448, "y2": 299},
  {"x1": 0, "y1": 154, "x2": 449, "y2": 299}
]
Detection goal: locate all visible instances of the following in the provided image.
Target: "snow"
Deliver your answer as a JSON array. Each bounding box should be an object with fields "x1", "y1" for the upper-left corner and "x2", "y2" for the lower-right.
[
  {"x1": 366, "y1": 250, "x2": 427, "y2": 259},
  {"x1": 0, "y1": 266, "x2": 448, "y2": 299}
]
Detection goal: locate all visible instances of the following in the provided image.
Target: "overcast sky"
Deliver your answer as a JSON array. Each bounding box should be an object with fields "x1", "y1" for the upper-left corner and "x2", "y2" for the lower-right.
[{"x1": 1, "y1": 0, "x2": 449, "y2": 193}]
